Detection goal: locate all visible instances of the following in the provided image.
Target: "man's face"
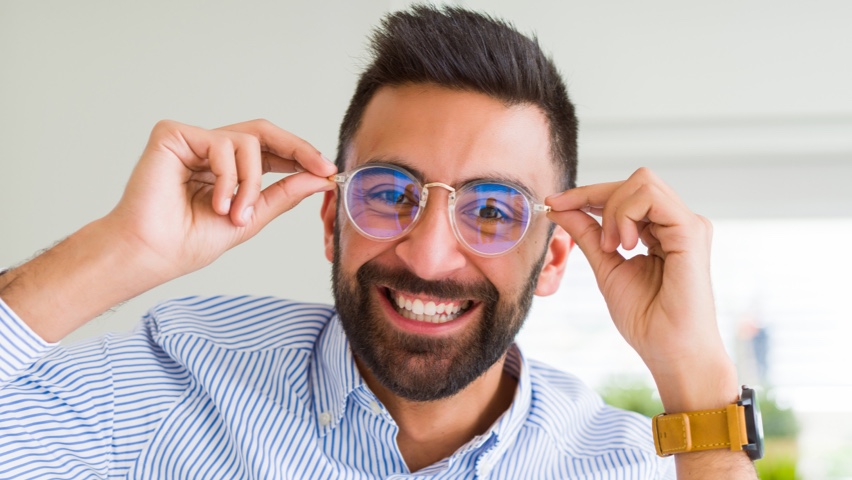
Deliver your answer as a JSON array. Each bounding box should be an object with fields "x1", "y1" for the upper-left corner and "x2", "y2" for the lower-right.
[{"x1": 323, "y1": 84, "x2": 565, "y2": 401}]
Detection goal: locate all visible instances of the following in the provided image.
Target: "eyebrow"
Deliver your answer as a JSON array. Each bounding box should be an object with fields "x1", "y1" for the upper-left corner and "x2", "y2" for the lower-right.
[{"x1": 362, "y1": 156, "x2": 543, "y2": 200}]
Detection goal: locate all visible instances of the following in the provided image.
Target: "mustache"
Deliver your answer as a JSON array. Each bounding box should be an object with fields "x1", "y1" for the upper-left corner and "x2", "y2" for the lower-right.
[{"x1": 356, "y1": 261, "x2": 499, "y2": 303}]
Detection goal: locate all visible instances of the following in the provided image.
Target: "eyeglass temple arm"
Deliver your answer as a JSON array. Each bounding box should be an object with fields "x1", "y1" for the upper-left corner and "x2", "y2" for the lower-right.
[{"x1": 534, "y1": 204, "x2": 552, "y2": 213}]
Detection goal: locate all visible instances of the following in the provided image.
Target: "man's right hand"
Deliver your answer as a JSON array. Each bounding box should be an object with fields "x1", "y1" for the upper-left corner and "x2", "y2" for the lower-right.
[
  {"x1": 0, "y1": 119, "x2": 336, "y2": 342},
  {"x1": 107, "y1": 119, "x2": 337, "y2": 280}
]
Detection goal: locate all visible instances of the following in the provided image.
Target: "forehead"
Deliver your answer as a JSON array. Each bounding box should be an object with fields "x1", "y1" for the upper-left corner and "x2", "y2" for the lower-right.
[{"x1": 348, "y1": 84, "x2": 558, "y2": 196}]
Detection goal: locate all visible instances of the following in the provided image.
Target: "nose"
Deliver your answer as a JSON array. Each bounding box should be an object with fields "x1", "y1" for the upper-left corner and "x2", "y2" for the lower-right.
[{"x1": 394, "y1": 187, "x2": 468, "y2": 280}]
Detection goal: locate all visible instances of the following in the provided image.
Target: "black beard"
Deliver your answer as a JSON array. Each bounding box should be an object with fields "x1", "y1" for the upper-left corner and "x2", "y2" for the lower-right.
[{"x1": 332, "y1": 226, "x2": 546, "y2": 402}]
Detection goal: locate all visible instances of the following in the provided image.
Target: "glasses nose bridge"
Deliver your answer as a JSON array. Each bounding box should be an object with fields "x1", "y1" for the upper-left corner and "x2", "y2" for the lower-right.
[
  {"x1": 413, "y1": 181, "x2": 459, "y2": 241},
  {"x1": 419, "y1": 181, "x2": 457, "y2": 210}
]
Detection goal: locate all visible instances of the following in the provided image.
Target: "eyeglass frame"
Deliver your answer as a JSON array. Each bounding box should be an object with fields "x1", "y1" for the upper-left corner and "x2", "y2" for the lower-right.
[{"x1": 331, "y1": 162, "x2": 552, "y2": 257}]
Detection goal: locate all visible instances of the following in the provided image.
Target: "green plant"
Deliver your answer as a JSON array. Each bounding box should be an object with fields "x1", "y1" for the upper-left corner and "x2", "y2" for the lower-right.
[
  {"x1": 756, "y1": 454, "x2": 799, "y2": 480},
  {"x1": 598, "y1": 376, "x2": 663, "y2": 418},
  {"x1": 760, "y1": 391, "x2": 799, "y2": 439}
]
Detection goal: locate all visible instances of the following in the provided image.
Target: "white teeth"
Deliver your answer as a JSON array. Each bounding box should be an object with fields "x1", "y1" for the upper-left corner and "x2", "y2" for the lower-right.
[
  {"x1": 398, "y1": 308, "x2": 453, "y2": 323},
  {"x1": 388, "y1": 289, "x2": 472, "y2": 324},
  {"x1": 412, "y1": 299, "x2": 424, "y2": 315}
]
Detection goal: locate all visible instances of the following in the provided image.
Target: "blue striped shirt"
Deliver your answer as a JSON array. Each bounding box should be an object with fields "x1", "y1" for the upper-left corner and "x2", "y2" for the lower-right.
[{"x1": 0, "y1": 295, "x2": 674, "y2": 479}]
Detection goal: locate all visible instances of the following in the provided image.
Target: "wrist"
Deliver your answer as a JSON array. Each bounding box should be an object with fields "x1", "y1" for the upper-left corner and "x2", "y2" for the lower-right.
[
  {"x1": 94, "y1": 214, "x2": 180, "y2": 283},
  {"x1": 651, "y1": 351, "x2": 741, "y2": 413},
  {"x1": 1, "y1": 218, "x2": 173, "y2": 343}
]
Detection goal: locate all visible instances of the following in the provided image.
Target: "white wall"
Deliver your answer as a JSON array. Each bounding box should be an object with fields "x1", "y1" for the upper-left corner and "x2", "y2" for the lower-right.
[
  {"x1": 0, "y1": 0, "x2": 389, "y2": 342},
  {"x1": 462, "y1": 0, "x2": 852, "y2": 218},
  {"x1": 2, "y1": 0, "x2": 850, "y2": 346}
]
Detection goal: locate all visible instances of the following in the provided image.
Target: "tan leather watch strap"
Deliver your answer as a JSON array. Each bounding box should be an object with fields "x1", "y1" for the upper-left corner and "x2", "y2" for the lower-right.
[{"x1": 652, "y1": 404, "x2": 749, "y2": 456}]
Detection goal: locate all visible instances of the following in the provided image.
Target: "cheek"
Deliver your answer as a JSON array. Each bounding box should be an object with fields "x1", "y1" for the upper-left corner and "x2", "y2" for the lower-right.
[
  {"x1": 527, "y1": 221, "x2": 554, "y2": 254},
  {"x1": 336, "y1": 223, "x2": 391, "y2": 275},
  {"x1": 496, "y1": 227, "x2": 551, "y2": 283},
  {"x1": 473, "y1": 253, "x2": 529, "y2": 295}
]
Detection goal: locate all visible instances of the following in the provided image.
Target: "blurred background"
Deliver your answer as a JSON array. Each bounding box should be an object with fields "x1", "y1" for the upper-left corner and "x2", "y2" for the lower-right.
[{"x1": 2, "y1": 1, "x2": 850, "y2": 477}]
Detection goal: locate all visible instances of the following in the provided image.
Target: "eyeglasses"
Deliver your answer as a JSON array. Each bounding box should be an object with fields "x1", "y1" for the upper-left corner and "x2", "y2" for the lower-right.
[{"x1": 332, "y1": 162, "x2": 551, "y2": 257}]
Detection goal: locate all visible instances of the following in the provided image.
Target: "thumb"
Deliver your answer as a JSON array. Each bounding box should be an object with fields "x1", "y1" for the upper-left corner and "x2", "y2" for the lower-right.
[{"x1": 252, "y1": 172, "x2": 336, "y2": 228}]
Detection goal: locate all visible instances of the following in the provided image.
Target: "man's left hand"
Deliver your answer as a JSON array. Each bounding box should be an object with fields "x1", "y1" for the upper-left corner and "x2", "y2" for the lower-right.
[{"x1": 545, "y1": 167, "x2": 738, "y2": 413}]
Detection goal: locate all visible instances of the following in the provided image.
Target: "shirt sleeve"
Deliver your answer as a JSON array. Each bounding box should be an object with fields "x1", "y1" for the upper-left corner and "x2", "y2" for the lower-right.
[
  {"x1": 658, "y1": 455, "x2": 676, "y2": 479},
  {"x1": 0, "y1": 297, "x2": 57, "y2": 385},
  {"x1": 0, "y1": 297, "x2": 191, "y2": 479}
]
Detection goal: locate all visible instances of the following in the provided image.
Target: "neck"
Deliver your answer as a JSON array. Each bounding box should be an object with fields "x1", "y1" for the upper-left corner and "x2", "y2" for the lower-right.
[{"x1": 356, "y1": 354, "x2": 518, "y2": 473}]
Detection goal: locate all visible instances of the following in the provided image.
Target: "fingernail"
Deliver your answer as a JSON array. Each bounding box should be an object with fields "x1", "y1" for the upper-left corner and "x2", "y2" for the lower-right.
[
  {"x1": 600, "y1": 229, "x2": 606, "y2": 248},
  {"x1": 294, "y1": 164, "x2": 306, "y2": 173},
  {"x1": 222, "y1": 197, "x2": 232, "y2": 213},
  {"x1": 321, "y1": 154, "x2": 335, "y2": 166},
  {"x1": 547, "y1": 191, "x2": 565, "y2": 201},
  {"x1": 242, "y1": 205, "x2": 254, "y2": 222}
]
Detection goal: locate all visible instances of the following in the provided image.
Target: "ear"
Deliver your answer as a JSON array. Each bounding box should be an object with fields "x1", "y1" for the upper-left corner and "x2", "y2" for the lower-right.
[
  {"x1": 320, "y1": 189, "x2": 338, "y2": 263},
  {"x1": 534, "y1": 226, "x2": 573, "y2": 296}
]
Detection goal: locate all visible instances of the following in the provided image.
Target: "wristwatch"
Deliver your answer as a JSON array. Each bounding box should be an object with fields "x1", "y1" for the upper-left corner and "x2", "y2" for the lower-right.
[{"x1": 652, "y1": 385, "x2": 764, "y2": 460}]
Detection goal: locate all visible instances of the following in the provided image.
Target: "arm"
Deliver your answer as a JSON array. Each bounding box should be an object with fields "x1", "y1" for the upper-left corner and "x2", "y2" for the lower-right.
[
  {"x1": 0, "y1": 304, "x2": 191, "y2": 479},
  {"x1": 0, "y1": 119, "x2": 336, "y2": 343},
  {"x1": 0, "y1": 119, "x2": 337, "y2": 477},
  {"x1": 546, "y1": 168, "x2": 757, "y2": 479}
]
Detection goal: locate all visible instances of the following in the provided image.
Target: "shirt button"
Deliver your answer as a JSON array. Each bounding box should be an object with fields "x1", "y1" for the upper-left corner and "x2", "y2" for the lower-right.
[
  {"x1": 318, "y1": 412, "x2": 331, "y2": 426},
  {"x1": 369, "y1": 401, "x2": 382, "y2": 415}
]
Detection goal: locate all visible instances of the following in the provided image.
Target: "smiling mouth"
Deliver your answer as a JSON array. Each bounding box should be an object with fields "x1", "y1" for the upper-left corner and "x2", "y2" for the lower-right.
[{"x1": 382, "y1": 287, "x2": 475, "y2": 324}]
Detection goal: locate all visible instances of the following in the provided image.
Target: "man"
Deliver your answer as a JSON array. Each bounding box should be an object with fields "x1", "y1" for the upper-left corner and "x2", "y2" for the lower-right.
[{"x1": 0, "y1": 6, "x2": 757, "y2": 479}]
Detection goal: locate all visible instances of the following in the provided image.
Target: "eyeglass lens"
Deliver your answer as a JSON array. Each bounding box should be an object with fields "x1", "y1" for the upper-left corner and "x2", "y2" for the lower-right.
[{"x1": 344, "y1": 166, "x2": 532, "y2": 256}]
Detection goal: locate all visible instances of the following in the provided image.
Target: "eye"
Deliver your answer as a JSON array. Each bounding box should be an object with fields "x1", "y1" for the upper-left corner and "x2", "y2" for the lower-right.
[
  {"x1": 459, "y1": 197, "x2": 514, "y2": 223},
  {"x1": 475, "y1": 202, "x2": 506, "y2": 221},
  {"x1": 456, "y1": 183, "x2": 531, "y2": 228},
  {"x1": 367, "y1": 186, "x2": 418, "y2": 206}
]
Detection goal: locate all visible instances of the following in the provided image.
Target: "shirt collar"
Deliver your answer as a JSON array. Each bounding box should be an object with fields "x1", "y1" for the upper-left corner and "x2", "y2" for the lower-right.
[
  {"x1": 473, "y1": 344, "x2": 532, "y2": 476},
  {"x1": 309, "y1": 314, "x2": 365, "y2": 436},
  {"x1": 309, "y1": 313, "x2": 534, "y2": 452}
]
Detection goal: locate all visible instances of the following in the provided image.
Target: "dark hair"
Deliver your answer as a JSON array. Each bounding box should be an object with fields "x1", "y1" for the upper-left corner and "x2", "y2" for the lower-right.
[{"x1": 336, "y1": 5, "x2": 577, "y2": 190}]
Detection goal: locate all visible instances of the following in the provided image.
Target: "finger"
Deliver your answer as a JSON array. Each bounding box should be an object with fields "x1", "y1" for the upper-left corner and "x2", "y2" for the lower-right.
[
  {"x1": 218, "y1": 119, "x2": 337, "y2": 177},
  {"x1": 546, "y1": 181, "x2": 631, "y2": 253},
  {"x1": 618, "y1": 183, "x2": 690, "y2": 230},
  {"x1": 224, "y1": 132, "x2": 263, "y2": 226},
  {"x1": 613, "y1": 186, "x2": 658, "y2": 251},
  {"x1": 261, "y1": 152, "x2": 303, "y2": 174},
  {"x1": 616, "y1": 181, "x2": 709, "y2": 260},
  {"x1": 582, "y1": 206, "x2": 605, "y2": 216},
  {"x1": 547, "y1": 209, "x2": 625, "y2": 285},
  {"x1": 599, "y1": 181, "x2": 643, "y2": 253},
  {"x1": 607, "y1": 180, "x2": 695, "y2": 254},
  {"x1": 548, "y1": 168, "x2": 689, "y2": 253},
  {"x1": 150, "y1": 121, "x2": 235, "y2": 215},
  {"x1": 251, "y1": 172, "x2": 336, "y2": 228},
  {"x1": 638, "y1": 222, "x2": 660, "y2": 250},
  {"x1": 148, "y1": 120, "x2": 210, "y2": 171},
  {"x1": 545, "y1": 181, "x2": 624, "y2": 212},
  {"x1": 617, "y1": 218, "x2": 644, "y2": 251},
  {"x1": 648, "y1": 216, "x2": 713, "y2": 260},
  {"x1": 204, "y1": 135, "x2": 239, "y2": 215},
  {"x1": 637, "y1": 222, "x2": 667, "y2": 258}
]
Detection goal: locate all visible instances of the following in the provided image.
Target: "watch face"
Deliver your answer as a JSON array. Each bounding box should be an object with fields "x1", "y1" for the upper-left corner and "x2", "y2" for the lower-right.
[{"x1": 741, "y1": 386, "x2": 765, "y2": 461}]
